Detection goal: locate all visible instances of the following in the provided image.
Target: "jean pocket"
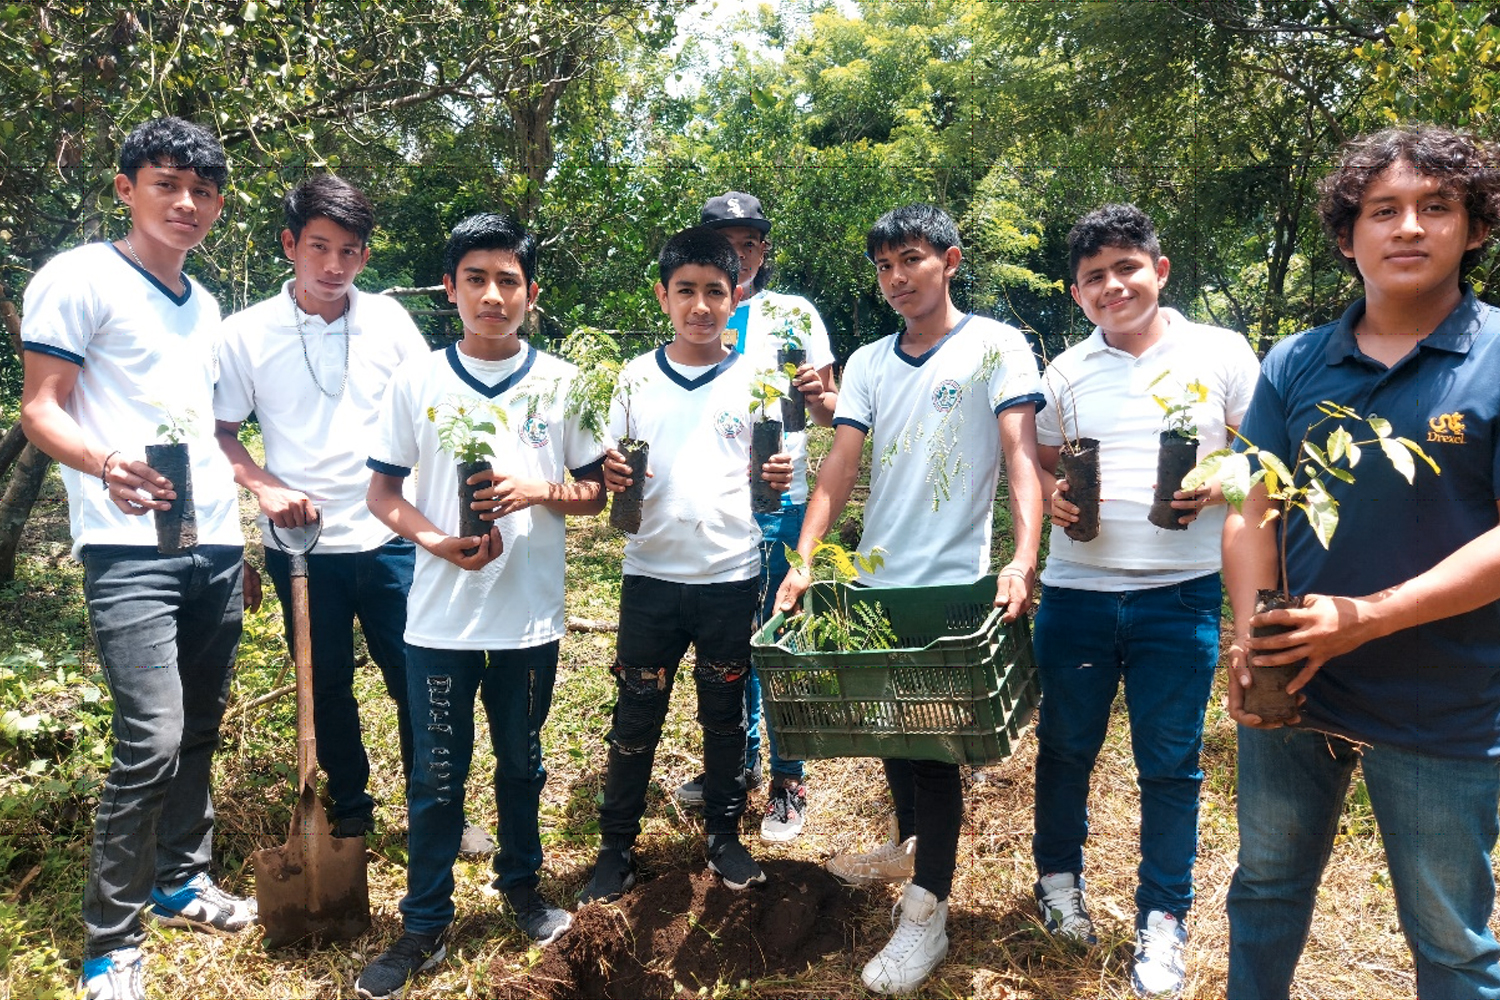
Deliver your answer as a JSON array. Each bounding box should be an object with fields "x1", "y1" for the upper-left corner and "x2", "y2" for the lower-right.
[{"x1": 1174, "y1": 574, "x2": 1224, "y2": 615}]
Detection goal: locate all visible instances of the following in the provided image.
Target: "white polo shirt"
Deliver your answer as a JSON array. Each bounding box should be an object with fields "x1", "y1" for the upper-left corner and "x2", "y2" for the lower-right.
[
  {"x1": 21, "y1": 243, "x2": 243, "y2": 557},
  {"x1": 833, "y1": 314, "x2": 1044, "y2": 588},
  {"x1": 608, "y1": 348, "x2": 762, "y2": 585},
  {"x1": 733, "y1": 290, "x2": 836, "y2": 506},
  {"x1": 1037, "y1": 308, "x2": 1260, "y2": 590},
  {"x1": 370, "y1": 343, "x2": 604, "y2": 650},
  {"x1": 216, "y1": 281, "x2": 430, "y2": 554}
]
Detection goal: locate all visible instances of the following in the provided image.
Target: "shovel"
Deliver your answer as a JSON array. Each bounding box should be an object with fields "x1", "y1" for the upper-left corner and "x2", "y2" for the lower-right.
[{"x1": 253, "y1": 516, "x2": 371, "y2": 947}]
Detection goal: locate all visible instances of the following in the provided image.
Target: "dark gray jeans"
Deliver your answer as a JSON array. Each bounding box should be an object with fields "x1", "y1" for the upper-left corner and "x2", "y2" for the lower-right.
[{"x1": 79, "y1": 544, "x2": 243, "y2": 958}]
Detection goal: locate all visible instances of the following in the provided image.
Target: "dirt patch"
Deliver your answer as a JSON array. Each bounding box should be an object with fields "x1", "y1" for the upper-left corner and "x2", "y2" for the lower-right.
[{"x1": 491, "y1": 858, "x2": 874, "y2": 999}]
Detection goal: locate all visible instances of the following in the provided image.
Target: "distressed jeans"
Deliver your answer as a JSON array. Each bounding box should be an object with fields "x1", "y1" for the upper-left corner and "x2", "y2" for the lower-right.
[
  {"x1": 599, "y1": 574, "x2": 756, "y2": 844},
  {"x1": 747, "y1": 504, "x2": 806, "y2": 781},
  {"x1": 399, "y1": 642, "x2": 558, "y2": 936},
  {"x1": 263, "y1": 537, "x2": 415, "y2": 824},
  {"x1": 1031, "y1": 574, "x2": 1221, "y2": 920},
  {"x1": 79, "y1": 544, "x2": 244, "y2": 958},
  {"x1": 1228, "y1": 726, "x2": 1500, "y2": 1000}
]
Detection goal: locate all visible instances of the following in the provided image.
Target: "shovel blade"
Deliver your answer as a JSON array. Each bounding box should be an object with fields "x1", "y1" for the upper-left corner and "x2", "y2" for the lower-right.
[{"x1": 253, "y1": 784, "x2": 370, "y2": 948}]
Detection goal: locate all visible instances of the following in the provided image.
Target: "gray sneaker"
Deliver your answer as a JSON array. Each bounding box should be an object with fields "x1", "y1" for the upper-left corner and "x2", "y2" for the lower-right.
[
  {"x1": 354, "y1": 928, "x2": 447, "y2": 999},
  {"x1": 675, "y1": 760, "x2": 764, "y2": 808},
  {"x1": 504, "y1": 884, "x2": 572, "y2": 946}
]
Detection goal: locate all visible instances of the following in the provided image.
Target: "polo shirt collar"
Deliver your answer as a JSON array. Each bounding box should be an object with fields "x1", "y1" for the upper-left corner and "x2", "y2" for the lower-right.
[
  {"x1": 278, "y1": 279, "x2": 361, "y2": 329},
  {"x1": 1325, "y1": 288, "x2": 1485, "y2": 365},
  {"x1": 1079, "y1": 306, "x2": 1187, "y2": 359}
]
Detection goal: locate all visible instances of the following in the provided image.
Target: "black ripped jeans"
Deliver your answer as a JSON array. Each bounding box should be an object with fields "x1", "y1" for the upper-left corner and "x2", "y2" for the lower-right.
[{"x1": 599, "y1": 574, "x2": 758, "y2": 844}]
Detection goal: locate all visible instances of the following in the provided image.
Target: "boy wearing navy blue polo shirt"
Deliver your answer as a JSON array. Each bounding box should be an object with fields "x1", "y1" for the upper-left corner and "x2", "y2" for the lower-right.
[{"x1": 1223, "y1": 125, "x2": 1500, "y2": 1000}]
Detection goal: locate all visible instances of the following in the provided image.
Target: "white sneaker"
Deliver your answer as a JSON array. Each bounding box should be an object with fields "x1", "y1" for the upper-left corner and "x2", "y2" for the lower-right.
[
  {"x1": 78, "y1": 948, "x2": 145, "y2": 1000},
  {"x1": 1131, "y1": 910, "x2": 1187, "y2": 998},
  {"x1": 1034, "y1": 871, "x2": 1096, "y2": 944},
  {"x1": 825, "y1": 835, "x2": 916, "y2": 885},
  {"x1": 861, "y1": 883, "x2": 950, "y2": 995}
]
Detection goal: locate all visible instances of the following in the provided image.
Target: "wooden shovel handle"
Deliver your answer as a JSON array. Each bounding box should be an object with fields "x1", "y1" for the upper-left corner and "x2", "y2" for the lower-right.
[{"x1": 291, "y1": 571, "x2": 317, "y2": 788}]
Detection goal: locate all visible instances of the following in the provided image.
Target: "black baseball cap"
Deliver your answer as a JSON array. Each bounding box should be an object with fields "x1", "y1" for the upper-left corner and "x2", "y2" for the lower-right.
[{"x1": 699, "y1": 191, "x2": 771, "y2": 234}]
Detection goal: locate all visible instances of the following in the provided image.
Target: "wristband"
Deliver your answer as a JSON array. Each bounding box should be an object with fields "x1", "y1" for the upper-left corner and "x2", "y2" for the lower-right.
[{"x1": 100, "y1": 450, "x2": 120, "y2": 490}]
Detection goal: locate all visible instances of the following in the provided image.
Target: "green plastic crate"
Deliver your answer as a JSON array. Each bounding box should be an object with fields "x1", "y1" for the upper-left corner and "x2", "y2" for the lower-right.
[{"x1": 750, "y1": 575, "x2": 1039, "y2": 765}]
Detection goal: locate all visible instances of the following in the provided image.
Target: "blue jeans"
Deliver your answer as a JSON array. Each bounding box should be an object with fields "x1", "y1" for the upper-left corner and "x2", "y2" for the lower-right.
[
  {"x1": 399, "y1": 642, "x2": 558, "y2": 936},
  {"x1": 264, "y1": 537, "x2": 415, "y2": 824},
  {"x1": 748, "y1": 504, "x2": 805, "y2": 781},
  {"x1": 600, "y1": 575, "x2": 755, "y2": 842},
  {"x1": 1227, "y1": 726, "x2": 1500, "y2": 999},
  {"x1": 78, "y1": 544, "x2": 244, "y2": 958},
  {"x1": 1032, "y1": 574, "x2": 1220, "y2": 919}
]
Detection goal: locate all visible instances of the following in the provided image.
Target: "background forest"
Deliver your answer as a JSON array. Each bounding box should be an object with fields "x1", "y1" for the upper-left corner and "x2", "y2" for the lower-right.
[{"x1": 2, "y1": 2, "x2": 1500, "y2": 998}]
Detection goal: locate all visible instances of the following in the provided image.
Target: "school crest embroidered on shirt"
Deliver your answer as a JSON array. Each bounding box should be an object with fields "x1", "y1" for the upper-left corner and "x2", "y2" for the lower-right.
[
  {"x1": 714, "y1": 410, "x2": 746, "y2": 439},
  {"x1": 520, "y1": 414, "x2": 550, "y2": 448},
  {"x1": 931, "y1": 379, "x2": 962, "y2": 413}
]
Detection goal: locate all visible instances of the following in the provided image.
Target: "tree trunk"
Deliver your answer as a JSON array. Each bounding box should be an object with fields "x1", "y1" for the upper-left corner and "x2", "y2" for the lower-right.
[{"x1": 0, "y1": 443, "x2": 53, "y2": 582}]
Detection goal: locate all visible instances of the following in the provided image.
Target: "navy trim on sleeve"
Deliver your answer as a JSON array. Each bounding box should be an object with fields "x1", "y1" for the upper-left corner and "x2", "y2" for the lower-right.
[
  {"x1": 892, "y1": 313, "x2": 973, "y2": 368},
  {"x1": 21, "y1": 340, "x2": 84, "y2": 366},
  {"x1": 445, "y1": 343, "x2": 537, "y2": 399},
  {"x1": 367, "y1": 458, "x2": 412, "y2": 477},
  {"x1": 994, "y1": 392, "x2": 1046, "y2": 416},
  {"x1": 831, "y1": 416, "x2": 870, "y2": 434},
  {"x1": 108, "y1": 244, "x2": 192, "y2": 306},
  {"x1": 569, "y1": 456, "x2": 606, "y2": 480},
  {"x1": 655, "y1": 346, "x2": 742, "y2": 390}
]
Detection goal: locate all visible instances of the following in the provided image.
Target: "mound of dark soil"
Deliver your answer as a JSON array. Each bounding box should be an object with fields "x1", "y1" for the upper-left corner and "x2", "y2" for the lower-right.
[{"x1": 491, "y1": 858, "x2": 874, "y2": 999}]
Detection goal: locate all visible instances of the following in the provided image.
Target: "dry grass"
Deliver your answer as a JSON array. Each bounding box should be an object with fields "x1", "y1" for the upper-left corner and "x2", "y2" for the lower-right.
[{"x1": 0, "y1": 430, "x2": 1475, "y2": 999}]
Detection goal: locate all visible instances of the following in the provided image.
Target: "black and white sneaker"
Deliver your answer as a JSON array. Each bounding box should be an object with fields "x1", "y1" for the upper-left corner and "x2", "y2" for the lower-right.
[
  {"x1": 759, "y1": 779, "x2": 808, "y2": 843},
  {"x1": 354, "y1": 928, "x2": 447, "y2": 999},
  {"x1": 707, "y1": 835, "x2": 767, "y2": 890},
  {"x1": 1034, "y1": 871, "x2": 1097, "y2": 944},
  {"x1": 148, "y1": 873, "x2": 256, "y2": 933}
]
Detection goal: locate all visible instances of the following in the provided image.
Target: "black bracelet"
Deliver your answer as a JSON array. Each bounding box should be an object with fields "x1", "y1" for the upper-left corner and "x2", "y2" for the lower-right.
[{"x1": 100, "y1": 450, "x2": 121, "y2": 490}]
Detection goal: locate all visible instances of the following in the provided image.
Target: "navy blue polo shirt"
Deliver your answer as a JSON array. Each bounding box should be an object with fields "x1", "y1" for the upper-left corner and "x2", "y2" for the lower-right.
[{"x1": 1238, "y1": 290, "x2": 1500, "y2": 758}]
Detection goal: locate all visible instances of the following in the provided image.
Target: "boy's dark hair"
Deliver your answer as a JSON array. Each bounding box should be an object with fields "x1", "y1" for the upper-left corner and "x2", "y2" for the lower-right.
[
  {"x1": 118, "y1": 116, "x2": 229, "y2": 190},
  {"x1": 658, "y1": 227, "x2": 740, "y2": 288},
  {"x1": 284, "y1": 174, "x2": 375, "y2": 245},
  {"x1": 865, "y1": 204, "x2": 962, "y2": 260},
  {"x1": 1319, "y1": 124, "x2": 1500, "y2": 279},
  {"x1": 1066, "y1": 204, "x2": 1161, "y2": 282},
  {"x1": 442, "y1": 213, "x2": 537, "y2": 285}
]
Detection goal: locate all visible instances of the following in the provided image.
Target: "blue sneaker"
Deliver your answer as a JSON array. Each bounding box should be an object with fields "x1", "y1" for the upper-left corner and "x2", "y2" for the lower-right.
[
  {"x1": 149, "y1": 873, "x2": 256, "y2": 932},
  {"x1": 79, "y1": 947, "x2": 145, "y2": 1000}
]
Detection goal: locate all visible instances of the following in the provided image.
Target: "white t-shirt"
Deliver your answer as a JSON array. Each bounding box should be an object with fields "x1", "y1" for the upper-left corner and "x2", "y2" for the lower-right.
[
  {"x1": 1036, "y1": 308, "x2": 1260, "y2": 590},
  {"x1": 215, "y1": 281, "x2": 430, "y2": 554},
  {"x1": 370, "y1": 343, "x2": 605, "y2": 650},
  {"x1": 833, "y1": 314, "x2": 1044, "y2": 588},
  {"x1": 732, "y1": 290, "x2": 836, "y2": 505},
  {"x1": 608, "y1": 347, "x2": 762, "y2": 585},
  {"x1": 20, "y1": 243, "x2": 243, "y2": 557}
]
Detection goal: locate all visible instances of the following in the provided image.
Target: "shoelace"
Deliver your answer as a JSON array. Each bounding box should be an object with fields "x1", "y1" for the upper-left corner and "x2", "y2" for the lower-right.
[
  {"x1": 385, "y1": 933, "x2": 437, "y2": 964},
  {"x1": 1040, "y1": 886, "x2": 1090, "y2": 931},
  {"x1": 882, "y1": 902, "x2": 930, "y2": 959},
  {"x1": 1137, "y1": 924, "x2": 1182, "y2": 966}
]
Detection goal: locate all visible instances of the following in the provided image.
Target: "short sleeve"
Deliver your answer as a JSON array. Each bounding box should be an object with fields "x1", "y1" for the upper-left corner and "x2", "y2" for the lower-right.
[
  {"x1": 1036, "y1": 364, "x2": 1067, "y2": 448},
  {"x1": 392, "y1": 304, "x2": 431, "y2": 362},
  {"x1": 832, "y1": 342, "x2": 876, "y2": 432},
  {"x1": 212, "y1": 317, "x2": 256, "y2": 423},
  {"x1": 804, "y1": 300, "x2": 835, "y2": 371},
  {"x1": 986, "y1": 325, "x2": 1045, "y2": 415},
  {"x1": 369, "y1": 360, "x2": 421, "y2": 475},
  {"x1": 1222, "y1": 333, "x2": 1262, "y2": 428},
  {"x1": 558, "y1": 367, "x2": 607, "y2": 473},
  {"x1": 1235, "y1": 356, "x2": 1292, "y2": 464},
  {"x1": 20, "y1": 255, "x2": 97, "y2": 366}
]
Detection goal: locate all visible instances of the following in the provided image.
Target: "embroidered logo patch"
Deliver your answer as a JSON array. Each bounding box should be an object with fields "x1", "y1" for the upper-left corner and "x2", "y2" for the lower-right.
[
  {"x1": 931, "y1": 379, "x2": 962, "y2": 413},
  {"x1": 1428, "y1": 411, "x2": 1466, "y2": 445},
  {"x1": 520, "y1": 414, "x2": 550, "y2": 448},
  {"x1": 714, "y1": 410, "x2": 746, "y2": 439}
]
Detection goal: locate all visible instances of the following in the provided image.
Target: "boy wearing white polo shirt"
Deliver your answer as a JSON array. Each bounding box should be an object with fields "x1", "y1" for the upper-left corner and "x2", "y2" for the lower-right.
[
  {"x1": 775, "y1": 203, "x2": 1046, "y2": 995},
  {"x1": 674, "y1": 191, "x2": 838, "y2": 843},
  {"x1": 579, "y1": 227, "x2": 792, "y2": 905},
  {"x1": 1033, "y1": 204, "x2": 1259, "y2": 998},
  {"x1": 355, "y1": 214, "x2": 606, "y2": 999},
  {"x1": 19, "y1": 116, "x2": 254, "y2": 1000},
  {"x1": 215, "y1": 174, "x2": 429, "y2": 840}
]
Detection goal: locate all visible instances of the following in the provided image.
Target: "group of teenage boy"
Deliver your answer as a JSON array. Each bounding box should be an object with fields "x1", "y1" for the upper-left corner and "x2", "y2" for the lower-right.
[{"x1": 17, "y1": 113, "x2": 1500, "y2": 1000}]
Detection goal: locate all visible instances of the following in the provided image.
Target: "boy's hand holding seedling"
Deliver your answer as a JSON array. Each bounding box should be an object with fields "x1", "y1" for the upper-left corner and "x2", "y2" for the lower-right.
[
  {"x1": 757, "y1": 450, "x2": 794, "y2": 494},
  {"x1": 102, "y1": 454, "x2": 176, "y2": 514},
  {"x1": 602, "y1": 447, "x2": 649, "y2": 493}
]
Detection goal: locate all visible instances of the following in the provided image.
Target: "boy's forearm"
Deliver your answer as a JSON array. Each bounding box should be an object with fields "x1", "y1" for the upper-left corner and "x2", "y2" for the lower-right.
[
  {"x1": 214, "y1": 421, "x2": 290, "y2": 496},
  {"x1": 367, "y1": 473, "x2": 448, "y2": 551},
  {"x1": 999, "y1": 409, "x2": 1044, "y2": 572},
  {"x1": 796, "y1": 431, "x2": 862, "y2": 558},
  {"x1": 536, "y1": 473, "x2": 607, "y2": 516},
  {"x1": 1221, "y1": 488, "x2": 1280, "y2": 639}
]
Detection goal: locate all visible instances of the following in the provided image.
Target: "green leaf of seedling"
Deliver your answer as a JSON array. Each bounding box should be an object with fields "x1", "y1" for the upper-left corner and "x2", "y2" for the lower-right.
[
  {"x1": 156, "y1": 424, "x2": 170, "y2": 438},
  {"x1": 1259, "y1": 452, "x2": 1295, "y2": 495},
  {"x1": 1327, "y1": 426, "x2": 1353, "y2": 464},
  {"x1": 1368, "y1": 415, "x2": 1393, "y2": 438},
  {"x1": 473, "y1": 421, "x2": 496, "y2": 436},
  {"x1": 785, "y1": 546, "x2": 807, "y2": 572},
  {"x1": 1322, "y1": 465, "x2": 1355, "y2": 484},
  {"x1": 1181, "y1": 448, "x2": 1231, "y2": 491},
  {"x1": 1345, "y1": 441, "x2": 1362, "y2": 468},
  {"x1": 1317, "y1": 401, "x2": 1359, "y2": 420},
  {"x1": 1378, "y1": 437, "x2": 1416, "y2": 483},
  {"x1": 1397, "y1": 437, "x2": 1440, "y2": 475},
  {"x1": 824, "y1": 547, "x2": 858, "y2": 582},
  {"x1": 1303, "y1": 477, "x2": 1339, "y2": 548},
  {"x1": 1304, "y1": 441, "x2": 1331, "y2": 471}
]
